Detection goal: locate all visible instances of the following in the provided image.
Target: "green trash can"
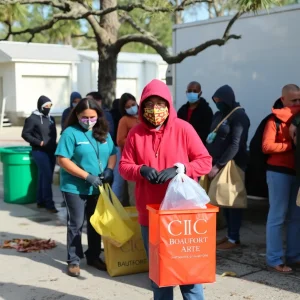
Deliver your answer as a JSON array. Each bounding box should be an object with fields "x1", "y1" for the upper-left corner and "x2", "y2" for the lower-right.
[{"x1": 0, "y1": 146, "x2": 38, "y2": 204}]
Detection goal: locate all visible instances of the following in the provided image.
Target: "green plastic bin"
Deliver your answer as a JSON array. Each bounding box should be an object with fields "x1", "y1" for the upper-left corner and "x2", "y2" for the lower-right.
[{"x1": 0, "y1": 146, "x2": 38, "y2": 204}]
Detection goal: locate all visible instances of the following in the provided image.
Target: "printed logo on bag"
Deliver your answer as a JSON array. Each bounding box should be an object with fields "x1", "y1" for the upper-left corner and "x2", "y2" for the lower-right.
[
  {"x1": 167, "y1": 219, "x2": 207, "y2": 236},
  {"x1": 117, "y1": 237, "x2": 148, "y2": 269},
  {"x1": 120, "y1": 238, "x2": 144, "y2": 253},
  {"x1": 167, "y1": 218, "x2": 209, "y2": 254}
]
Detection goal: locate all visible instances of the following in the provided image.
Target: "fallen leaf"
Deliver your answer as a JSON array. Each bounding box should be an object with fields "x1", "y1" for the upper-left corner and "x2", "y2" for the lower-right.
[{"x1": 221, "y1": 271, "x2": 237, "y2": 277}]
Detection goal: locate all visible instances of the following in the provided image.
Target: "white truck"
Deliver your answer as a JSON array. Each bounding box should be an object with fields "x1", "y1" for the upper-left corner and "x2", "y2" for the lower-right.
[{"x1": 167, "y1": 4, "x2": 300, "y2": 140}]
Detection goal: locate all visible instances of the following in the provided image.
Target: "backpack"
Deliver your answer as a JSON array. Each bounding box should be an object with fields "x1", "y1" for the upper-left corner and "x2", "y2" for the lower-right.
[{"x1": 245, "y1": 114, "x2": 281, "y2": 198}]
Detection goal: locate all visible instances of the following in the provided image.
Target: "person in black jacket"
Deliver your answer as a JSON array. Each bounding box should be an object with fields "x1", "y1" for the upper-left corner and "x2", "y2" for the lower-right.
[
  {"x1": 206, "y1": 85, "x2": 250, "y2": 250},
  {"x1": 177, "y1": 81, "x2": 213, "y2": 142},
  {"x1": 110, "y1": 98, "x2": 121, "y2": 146},
  {"x1": 22, "y1": 96, "x2": 58, "y2": 213}
]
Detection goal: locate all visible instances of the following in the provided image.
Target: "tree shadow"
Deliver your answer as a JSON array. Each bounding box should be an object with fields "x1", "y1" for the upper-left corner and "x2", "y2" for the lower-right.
[
  {"x1": 0, "y1": 232, "x2": 151, "y2": 291},
  {"x1": 215, "y1": 203, "x2": 300, "y2": 296},
  {"x1": 0, "y1": 282, "x2": 89, "y2": 300}
]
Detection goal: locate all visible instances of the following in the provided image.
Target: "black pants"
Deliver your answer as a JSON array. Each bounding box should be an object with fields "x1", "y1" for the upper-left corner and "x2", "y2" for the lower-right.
[
  {"x1": 32, "y1": 150, "x2": 56, "y2": 209},
  {"x1": 63, "y1": 192, "x2": 101, "y2": 265}
]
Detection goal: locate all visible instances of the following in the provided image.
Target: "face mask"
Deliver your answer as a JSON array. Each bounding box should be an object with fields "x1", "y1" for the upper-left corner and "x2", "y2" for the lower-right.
[
  {"x1": 42, "y1": 108, "x2": 51, "y2": 116},
  {"x1": 126, "y1": 105, "x2": 138, "y2": 116},
  {"x1": 215, "y1": 102, "x2": 228, "y2": 112},
  {"x1": 143, "y1": 106, "x2": 169, "y2": 126},
  {"x1": 72, "y1": 103, "x2": 77, "y2": 108},
  {"x1": 186, "y1": 92, "x2": 199, "y2": 104},
  {"x1": 78, "y1": 117, "x2": 97, "y2": 130}
]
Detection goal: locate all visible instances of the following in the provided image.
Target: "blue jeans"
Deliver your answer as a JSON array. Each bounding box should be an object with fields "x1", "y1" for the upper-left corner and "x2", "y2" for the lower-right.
[
  {"x1": 32, "y1": 150, "x2": 56, "y2": 209},
  {"x1": 266, "y1": 171, "x2": 300, "y2": 266},
  {"x1": 141, "y1": 226, "x2": 204, "y2": 300},
  {"x1": 112, "y1": 147, "x2": 125, "y2": 204},
  {"x1": 224, "y1": 208, "x2": 242, "y2": 243}
]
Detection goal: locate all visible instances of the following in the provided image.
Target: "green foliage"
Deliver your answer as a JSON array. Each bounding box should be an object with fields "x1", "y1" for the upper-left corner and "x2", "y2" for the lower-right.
[
  {"x1": 118, "y1": 1, "x2": 172, "y2": 53},
  {"x1": 0, "y1": 0, "x2": 298, "y2": 51},
  {"x1": 236, "y1": 0, "x2": 281, "y2": 11}
]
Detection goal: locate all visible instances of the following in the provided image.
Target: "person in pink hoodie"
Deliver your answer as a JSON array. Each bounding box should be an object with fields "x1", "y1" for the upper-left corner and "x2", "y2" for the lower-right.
[{"x1": 119, "y1": 79, "x2": 212, "y2": 300}]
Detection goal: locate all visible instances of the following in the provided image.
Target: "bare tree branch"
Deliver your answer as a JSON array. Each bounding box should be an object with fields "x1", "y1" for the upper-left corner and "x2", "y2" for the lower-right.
[
  {"x1": 115, "y1": 11, "x2": 242, "y2": 64},
  {"x1": 89, "y1": 1, "x2": 212, "y2": 17},
  {"x1": 223, "y1": 11, "x2": 244, "y2": 39},
  {"x1": 0, "y1": 0, "x2": 66, "y2": 9},
  {"x1": 119, "y1": 12, "x2": 148, "y2": 35},
  {"x1": 0, "y1": 9, "x2": 85, "y2": 42},
  {"x1": 72, "y1": 33, "x2": 95, "y2": 40},
  {"x1": 3, "y1": 21, "x2": 12, "y2": 41},
  {"x1": 85, "y1": 14, "x2": 110, "y2": 45}
]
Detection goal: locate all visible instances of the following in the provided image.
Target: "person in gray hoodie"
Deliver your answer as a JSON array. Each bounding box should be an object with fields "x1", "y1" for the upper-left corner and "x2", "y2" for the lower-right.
[
  {"x1": 22, "y1": 96, "x2": 57, "y2": 213},
  {"x1": 206, "y1": 85, "x2": 250, "y2": 250}
]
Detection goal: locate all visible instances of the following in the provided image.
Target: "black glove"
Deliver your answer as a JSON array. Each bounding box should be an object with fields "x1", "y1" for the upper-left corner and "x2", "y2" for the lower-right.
[
  {"x1": 140, "y1": 166, "x2": 158, "y2": 184},
  {"x1": 100, "y1": 168, "x2": 114, "y2": 184},
  {"x1": 86, "y1": 174, "x2": 102, "y2": 188},
  {"x1": 156, "y1": 167, "x2": 177, "y2": 184}
]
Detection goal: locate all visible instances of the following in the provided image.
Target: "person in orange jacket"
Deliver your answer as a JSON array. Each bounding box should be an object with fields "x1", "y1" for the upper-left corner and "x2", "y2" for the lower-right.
[
  {"x1": 262, "y1": 84, "x2": 300, "y2": 274},
  {"x1": 117, "y1": 93, "x2": 140, "y2": 206}
]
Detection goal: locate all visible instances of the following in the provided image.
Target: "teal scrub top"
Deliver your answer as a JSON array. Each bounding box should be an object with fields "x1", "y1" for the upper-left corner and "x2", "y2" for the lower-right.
[{"x1": 55, "y1": 124, "x2": 117, "y2": 195}]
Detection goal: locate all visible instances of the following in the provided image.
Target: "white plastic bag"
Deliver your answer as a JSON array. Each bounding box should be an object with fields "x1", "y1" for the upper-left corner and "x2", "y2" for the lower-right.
[{"x1": 160, "y1": 163, "x2": 210, "y2": 210}]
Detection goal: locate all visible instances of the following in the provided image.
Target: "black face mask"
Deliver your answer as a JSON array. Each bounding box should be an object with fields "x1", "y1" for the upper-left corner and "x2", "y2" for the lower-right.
[{"x1": 42, "y1": 108, "x2": 51, "y2": 116}]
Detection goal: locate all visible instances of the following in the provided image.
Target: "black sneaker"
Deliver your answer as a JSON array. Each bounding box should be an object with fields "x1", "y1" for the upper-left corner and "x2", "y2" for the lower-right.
[
  {"x1": 46, "y1": 208, "x2": 59, "y2": 213},
  {"x1": 87, "y1": 258, "x2": 107, "y2": 271}
]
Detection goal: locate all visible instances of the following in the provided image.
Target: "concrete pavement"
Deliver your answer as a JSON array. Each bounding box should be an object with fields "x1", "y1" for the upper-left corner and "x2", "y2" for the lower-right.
[{"x1": 0, "y1": 128, "x2": 300, "y2": 299}]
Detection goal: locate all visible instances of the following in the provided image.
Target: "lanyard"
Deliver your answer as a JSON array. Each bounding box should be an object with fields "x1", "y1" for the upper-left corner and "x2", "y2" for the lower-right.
[{"x1": 84, "y1": 132, "x2": 103, "y2": 173}]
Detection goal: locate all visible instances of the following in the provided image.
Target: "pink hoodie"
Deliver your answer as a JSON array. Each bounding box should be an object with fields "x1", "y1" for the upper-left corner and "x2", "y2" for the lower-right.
[{"x1": 119, "y1": 79, "x2": 212, "y2": 226}]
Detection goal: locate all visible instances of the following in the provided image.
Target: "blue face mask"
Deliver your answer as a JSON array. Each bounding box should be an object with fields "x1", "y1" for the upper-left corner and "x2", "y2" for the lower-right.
[
  {"x1": 126, "y1": 105, "x2": 138, "y2": 116},
  {"x1": 186, "y1": 92, "x2": 199, "y2": 104}
]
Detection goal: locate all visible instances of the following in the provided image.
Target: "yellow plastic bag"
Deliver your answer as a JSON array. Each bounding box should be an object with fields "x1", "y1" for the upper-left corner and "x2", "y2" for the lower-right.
[
  {"x1": 90, "y1": 184, "x2": 134, "y2": 247},
  {"x1": 104, "y1": 207, "x2": 149, "y2": 277}
]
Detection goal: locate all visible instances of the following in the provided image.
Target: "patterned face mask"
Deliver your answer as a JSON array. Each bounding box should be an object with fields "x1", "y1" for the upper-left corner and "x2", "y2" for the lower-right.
[{"x1": 143, "y1": 106, "x2": 169, "y2": 126}]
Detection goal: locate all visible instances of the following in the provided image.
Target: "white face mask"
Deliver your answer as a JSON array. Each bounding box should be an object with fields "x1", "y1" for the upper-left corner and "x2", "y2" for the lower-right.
[{"x1": 78, "y1": 117, "x2": 97, "y2": 130}]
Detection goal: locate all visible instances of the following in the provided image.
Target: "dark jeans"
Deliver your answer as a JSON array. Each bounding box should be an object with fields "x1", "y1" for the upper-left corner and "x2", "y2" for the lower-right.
[
  {"x1": 63, "y1": 192, "x2": 101, "y2": 265},
  {"x1": 224, "y1": 208, "x2": 243, "y2": 242},
  {"x1": 31, "y1": 150, "x2": 55, "y2": 209},
  {"x1": 141, "y1": 226, "x2": 204, "y2": 300}
]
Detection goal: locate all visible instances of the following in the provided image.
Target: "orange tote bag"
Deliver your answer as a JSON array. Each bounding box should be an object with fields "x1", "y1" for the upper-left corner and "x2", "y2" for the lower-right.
[{"x1": 147, "y1": 204, "x2": 219, "y2": 287}]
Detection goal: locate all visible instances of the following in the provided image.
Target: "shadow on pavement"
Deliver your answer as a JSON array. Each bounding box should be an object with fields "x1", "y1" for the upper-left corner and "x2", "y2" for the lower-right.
[
  {"x1": 0, "y1": 282, "x2": 89, "y2": 300},
  {"x1": 215, "y1": 203, "x2": 300, "y2": 296},
  {"x1": 0, "y1": 232, "x2": 151, "y2": 291}
]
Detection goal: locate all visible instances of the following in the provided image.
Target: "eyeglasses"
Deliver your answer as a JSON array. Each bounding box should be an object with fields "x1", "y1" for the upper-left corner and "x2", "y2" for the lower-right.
[{"x1": 144, "y1": 102, "x2": 166, "y2": 108}]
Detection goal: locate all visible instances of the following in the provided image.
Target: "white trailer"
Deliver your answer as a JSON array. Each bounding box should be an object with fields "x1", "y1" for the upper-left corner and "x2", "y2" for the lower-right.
[
  {"x1": 78, "y1": 51, "x2": 167, "y2": 102},
  {"x1": 168, "y1": 4, "x2": 300, "y2": 140}
]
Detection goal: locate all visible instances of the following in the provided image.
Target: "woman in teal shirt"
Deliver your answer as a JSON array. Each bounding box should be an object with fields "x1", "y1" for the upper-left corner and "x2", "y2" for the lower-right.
[{"x1": 56, "y1": 98, "x2": 117, "y2": 277}]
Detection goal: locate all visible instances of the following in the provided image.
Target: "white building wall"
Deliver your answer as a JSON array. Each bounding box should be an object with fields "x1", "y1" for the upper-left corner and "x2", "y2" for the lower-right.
[
  {"x1": 77, "y1": 59, "x2": 93, "y2": 97},
  {"x1": 173, "y1": 5, "x2": 300, "y2": 139},
  {"x1": 0, "y1": 63, "x2": 16, "y2": 113},
  {"x1": 78, "y1": 53, "x2": 168, "y2": 102},
  {"x1": 14, "y1": 62, "x2": 76, "y2": 116}
]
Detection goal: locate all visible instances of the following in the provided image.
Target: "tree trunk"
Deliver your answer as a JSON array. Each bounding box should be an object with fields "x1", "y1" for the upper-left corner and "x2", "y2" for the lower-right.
[
  {"x1": 97, "y1": 45, "x2": 118, "y2": 108},
  {"x1": 93, "y1": 0, "x2": 119, "y2": 108}
]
